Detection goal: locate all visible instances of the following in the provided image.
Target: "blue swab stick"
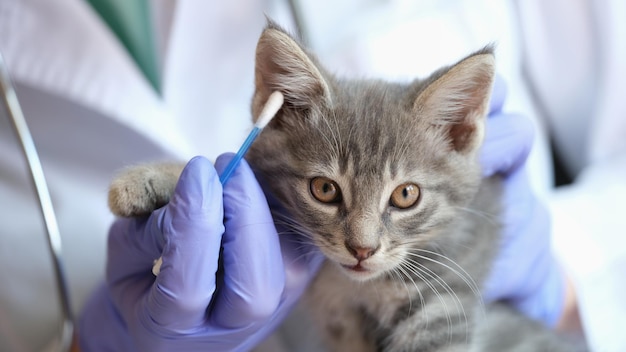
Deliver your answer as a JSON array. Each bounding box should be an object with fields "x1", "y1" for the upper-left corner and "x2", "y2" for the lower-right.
[{"x1": 219, "y1": 91, "x2": 284, "y2": 185}]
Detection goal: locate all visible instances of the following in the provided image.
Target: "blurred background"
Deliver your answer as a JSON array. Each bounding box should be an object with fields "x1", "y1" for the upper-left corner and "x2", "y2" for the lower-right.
[{"x1": 0, "y1": 0, "x2": 624, "y2": 350}]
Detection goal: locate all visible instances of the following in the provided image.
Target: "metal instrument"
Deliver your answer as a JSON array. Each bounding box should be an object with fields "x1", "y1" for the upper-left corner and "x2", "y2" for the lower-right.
[{"x1": 0, "y1": 52, "x2": 74, "y2": 352}]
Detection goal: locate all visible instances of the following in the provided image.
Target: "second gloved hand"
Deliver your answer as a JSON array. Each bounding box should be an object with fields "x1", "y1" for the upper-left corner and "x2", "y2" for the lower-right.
[{"x1": 480, "y1": 76, "x2": 565, "y2": 326}]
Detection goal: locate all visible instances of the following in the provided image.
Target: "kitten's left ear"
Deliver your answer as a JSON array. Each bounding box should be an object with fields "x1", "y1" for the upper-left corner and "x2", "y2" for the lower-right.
[
  {"x1": 414, "y1": 48, "x2": 495, "y2": 154},
  {"x1": 252, "y1": 21, "x2": 331, "y2": 126}
]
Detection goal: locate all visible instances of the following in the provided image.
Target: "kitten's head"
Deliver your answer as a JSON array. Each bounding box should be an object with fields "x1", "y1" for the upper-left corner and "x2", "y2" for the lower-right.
[{"x1": 248, "y1": 23, "x2": 495, "y2": 282}]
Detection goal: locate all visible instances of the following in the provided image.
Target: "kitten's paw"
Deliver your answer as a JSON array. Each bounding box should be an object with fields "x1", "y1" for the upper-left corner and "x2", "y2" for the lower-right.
[{"x1": 108, "y1": 163, "x2": 185, "y2": 217}]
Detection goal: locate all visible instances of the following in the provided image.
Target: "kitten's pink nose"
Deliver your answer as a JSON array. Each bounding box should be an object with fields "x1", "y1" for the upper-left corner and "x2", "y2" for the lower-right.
[{"x1": 345, "y1": 241, "x2": 379, "y2": 261}]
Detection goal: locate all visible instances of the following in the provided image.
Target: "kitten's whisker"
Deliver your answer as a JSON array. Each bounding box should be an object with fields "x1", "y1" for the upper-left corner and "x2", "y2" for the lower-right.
[
  {"x1": 283, "y1": 246, "x2": 326, "y2": 269},
  {"x1": 309, "y1": 118, "x2": 339, "y2": 160},
  {"x1": 271, "y1": 204, "x2": 349, "y2": 256},
  {"x1": 405, "y1": 247, "x2": 482, "y2": 298},
  {"x1": 344, "y1": 115, "x2": 357, "y2": 158},
  {"x1": 399, "y1": 261, "x2": 452, "y2": 342},
  {"x1": 389, "y1": 263, "x2": 413, "y2": 312},
  {"x1": 408, "y1": 249, "x2": 484, "y2": 311},
  {"x1": 270, "y1": 210, "x2": 303, "y2": 224},
  {"x1": 453, "y1": 206, "x2": 497, "y2": 224},
  {"x1": 326, "y1": 108, "x2": 342, "y2": 158},
  {"x1": 393, "y1": 266, "x2": 428, "y2": 345},
  {"x1": 280, "y1": 243, "x2": 330, "y2": 264},
  {"x1": 333, "y1": 112, "x2": 358, "y2": 158},
  {"x1": 273, "y1": 222, "x2": 313, "y2": 237},
  {"x1": 389, "y1": 267, "x2": 410, "y2": 302},
  {"x1": 404, "y1": 258, "x2": 470, "y2": 344},
  {"x1": 270, "y1": 217, "x2": 337, "y2": 253},
  {"x1": 288, "y1": 238, "x2": 335, "y2": 253},
  {"x1": 389, "y1": 253, "x2": 427, "y2": 312},
  {"x1": 401, "y1": 261, "x2": 456, "y2": 345},
  {"x1": 274, "y1": 226, "x2": 315, "y2": 240},
  {"x1": 271, "y1": 214, "x2": 317, "y2": 238},
  {"x1": 385, "y1": 267, "x2": 422, "y2": 349},
  {"x1": 406, "y1": 253, "x2": 485, "y2": 327},
  {"x1": 393, "y1": 126, "x2": 415, "y2": 164},
  {"x1": 393, "y1": 262, "x2": 428, "y2": 329}
]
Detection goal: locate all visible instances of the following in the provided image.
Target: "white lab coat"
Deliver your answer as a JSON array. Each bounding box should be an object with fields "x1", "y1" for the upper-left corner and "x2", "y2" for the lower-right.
[{"x1": 0, "y1": 0, "x2": 623, "y2": 351}]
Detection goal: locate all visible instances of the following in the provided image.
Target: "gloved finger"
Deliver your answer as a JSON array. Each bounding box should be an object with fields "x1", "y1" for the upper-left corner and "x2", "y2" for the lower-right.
[
  {"x1": 142, "y1": 156, "x2": 226, "y2": 330},
  {"x1": 488, "y1": 74, "x2": 507, "y2": 115},
  {"x1": 210, "y1": 153, "x2": 286, "y2": 328},
  {"x1": 483, "y1": 168, "x2": 538, "y2": 301},
  {"x1": 106, "y1": 208, "x2": 171, "y2": 317},
  {"x1": 106, "y1": 217, "x2": 166, "y2": 286},
  {"x1": 482, "y1": 166, "x2": 565, "y2": 325},
  {"x1": 480, "y1": 112, "x2": 534, "y2": 177}
]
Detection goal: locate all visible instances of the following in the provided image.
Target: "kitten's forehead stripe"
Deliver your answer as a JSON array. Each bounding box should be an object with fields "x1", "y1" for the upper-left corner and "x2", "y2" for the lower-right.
[
  {"x1": 333, "y1": 84, "x2": 430, "y2": 184},
  {"x1": 388, "y1": 155, "x2": 400, "y2": 180}
]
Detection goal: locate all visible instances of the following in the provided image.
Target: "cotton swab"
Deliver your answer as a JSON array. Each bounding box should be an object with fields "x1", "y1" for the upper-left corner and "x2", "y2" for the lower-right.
[{"x1": 219, "y1": 91, "x2": 284, "y2": 185}]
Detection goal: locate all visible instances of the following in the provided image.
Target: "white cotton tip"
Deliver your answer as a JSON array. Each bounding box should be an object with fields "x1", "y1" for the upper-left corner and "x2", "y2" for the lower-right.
[{"x1": 255, "y1": 91, "x2": 284, "y2": 129}]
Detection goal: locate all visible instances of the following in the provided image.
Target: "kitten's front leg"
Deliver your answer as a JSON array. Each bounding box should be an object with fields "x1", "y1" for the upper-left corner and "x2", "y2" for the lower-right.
[
  {"x1": 325, "y1": 308, "x2": 375, "y2": 352},
  {"x1": 108, "y1": 162, "x2": 185, "y2": 217},
  {"x1": 306, "y1": 262, "x2": 377, "y2": 352},
  {"x1": 381, "y1": 293, "x2": 478, "y2": 352}
]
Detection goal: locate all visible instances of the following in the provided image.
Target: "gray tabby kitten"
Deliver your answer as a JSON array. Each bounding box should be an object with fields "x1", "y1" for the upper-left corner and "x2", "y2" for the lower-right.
[{"x1": 109, "y1": 23, "x2": 584, "y2": 352}]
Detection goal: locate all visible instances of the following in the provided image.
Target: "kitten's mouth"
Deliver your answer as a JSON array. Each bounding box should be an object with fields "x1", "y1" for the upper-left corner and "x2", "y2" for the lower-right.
[
  {"x1": 338, "y1": 262, "x2": 383, "y2": 281},
  {"x1": 341, "y1": 263, "x2": 369, "y2": 272}
]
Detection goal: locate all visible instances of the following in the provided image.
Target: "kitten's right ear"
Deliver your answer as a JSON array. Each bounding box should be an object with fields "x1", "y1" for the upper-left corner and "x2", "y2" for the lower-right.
[
  {"x1": 252, "y1": 21, "x2": 331, "y2": 125},
  {"x1": 413, "y1": 48, "x2": 495, "y2": 155}
]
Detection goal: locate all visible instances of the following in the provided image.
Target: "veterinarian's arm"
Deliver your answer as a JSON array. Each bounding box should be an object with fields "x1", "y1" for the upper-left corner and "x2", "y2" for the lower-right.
[
  {"x1": 555, "y1": 278, "x2": 583, "y2": 333},
  {"x1": 78, "y1": 155, "x2": 323, "y2": 351},
  {"x1": 480, "y1": 76, "x2": 569, "y2": 327}
]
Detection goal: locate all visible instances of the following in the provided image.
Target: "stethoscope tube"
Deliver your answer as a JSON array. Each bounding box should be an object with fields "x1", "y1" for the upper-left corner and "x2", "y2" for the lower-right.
[{"x1": 0, "y1": 53, "x2": 74, "y2": 351}]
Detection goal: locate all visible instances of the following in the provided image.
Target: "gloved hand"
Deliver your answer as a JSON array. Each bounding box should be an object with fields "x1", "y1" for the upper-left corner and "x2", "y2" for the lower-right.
[
  {"x1": 480, "y1": 76, "x2": 565, "y2": 326},
  {"x1": 79, "y1": 154, "x2": 324, "y2": 351}
]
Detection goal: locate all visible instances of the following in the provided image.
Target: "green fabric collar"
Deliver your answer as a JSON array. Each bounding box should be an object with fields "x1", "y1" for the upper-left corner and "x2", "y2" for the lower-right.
[{"x1": 85, "y1": 0, "x2": 160, "y2": 93}]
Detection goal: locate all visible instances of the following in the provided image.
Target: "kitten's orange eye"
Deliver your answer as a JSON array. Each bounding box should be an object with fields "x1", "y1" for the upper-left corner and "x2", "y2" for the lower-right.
[
  {"x1": 390, "y1": 183, "x2": 420, "y2": 209},
  {"x1": 310, "y1": 177, "x2": 342, "y2": 203}
]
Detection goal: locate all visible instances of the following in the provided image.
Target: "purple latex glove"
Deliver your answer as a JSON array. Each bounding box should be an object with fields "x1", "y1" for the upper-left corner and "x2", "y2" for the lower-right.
[
  {"x1": 480, "y1": 76, "x2": 565, "y2": 326},
  {"x1": 79, "y1": 154, "x2": 324, "y2": 351}
]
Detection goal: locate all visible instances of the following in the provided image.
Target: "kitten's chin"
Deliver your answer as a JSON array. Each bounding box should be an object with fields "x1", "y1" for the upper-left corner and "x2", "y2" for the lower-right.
[{"x1": 338, "y1": 263, "x2": 384, "y2": 282}]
